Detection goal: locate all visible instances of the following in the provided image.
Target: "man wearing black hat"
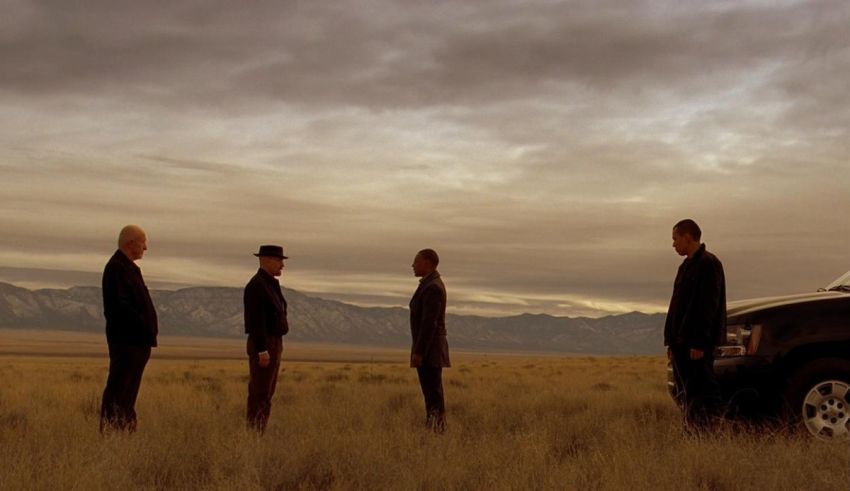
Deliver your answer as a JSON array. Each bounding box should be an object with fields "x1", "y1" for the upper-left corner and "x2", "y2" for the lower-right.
[{"x1": 244, "y1": 244, "x2": 290, "y2": 431}]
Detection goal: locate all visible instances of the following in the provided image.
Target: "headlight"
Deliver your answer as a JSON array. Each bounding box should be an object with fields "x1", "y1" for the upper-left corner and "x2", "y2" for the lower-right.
[{"x1": 716, "y1": 323, "x2": 763, "y2": 358}]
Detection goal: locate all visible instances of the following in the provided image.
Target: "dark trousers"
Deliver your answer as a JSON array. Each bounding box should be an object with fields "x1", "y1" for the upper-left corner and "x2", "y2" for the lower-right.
[
  {"x1": 246, "y1": 336, "x2": 283, "y2": 431},
  {"x1": 100, "y1": 344, "x2": 151, "y2": 433},
  {"x1": 416, "y1": 367, "x2": 446, "y2": 429},
  {"x1": 671, "y1": 347, "x2": 721, "y2": 428}
]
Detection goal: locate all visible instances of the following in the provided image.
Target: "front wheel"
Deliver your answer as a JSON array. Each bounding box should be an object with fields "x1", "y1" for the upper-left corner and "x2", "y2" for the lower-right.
[{"x1": 785, "y1": 358, "x2": 850, "y2": 440}]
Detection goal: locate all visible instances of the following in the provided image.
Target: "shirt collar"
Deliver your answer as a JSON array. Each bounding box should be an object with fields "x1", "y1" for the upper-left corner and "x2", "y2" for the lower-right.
[
  {"x1": 684, "y1": 243, "x2": 706, "y2": 264},
  {"x1": 419, "y1": 271, "x2": 439, "y2": 284},
  {"x1": 114, "y1": 249, "x2": 140, "y2": 270},
  {"x1": 257, "y1": 268, "x2": 279, "y2": 283}
]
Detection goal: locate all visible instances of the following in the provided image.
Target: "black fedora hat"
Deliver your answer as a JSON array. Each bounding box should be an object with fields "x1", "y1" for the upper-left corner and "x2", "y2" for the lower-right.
[{"x1": 253, "y1": 244, "x2": 288, "y2": 259}]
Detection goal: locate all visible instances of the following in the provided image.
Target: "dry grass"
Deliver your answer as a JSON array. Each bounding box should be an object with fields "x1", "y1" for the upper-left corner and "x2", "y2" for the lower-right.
[{"x1": 0, "y1": 333, "x2": 847, "y2": 490}]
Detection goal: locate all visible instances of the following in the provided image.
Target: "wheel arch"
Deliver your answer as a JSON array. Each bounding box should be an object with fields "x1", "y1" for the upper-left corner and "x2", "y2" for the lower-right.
[{"x1": 777, "y1": 342, "x2": 850, "y2": 380}]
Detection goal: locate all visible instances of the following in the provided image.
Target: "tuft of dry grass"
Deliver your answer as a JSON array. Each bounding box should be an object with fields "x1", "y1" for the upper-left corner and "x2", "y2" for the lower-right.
[{"x1": 0, "y1": 345, "x2": 848, "y2": 490}]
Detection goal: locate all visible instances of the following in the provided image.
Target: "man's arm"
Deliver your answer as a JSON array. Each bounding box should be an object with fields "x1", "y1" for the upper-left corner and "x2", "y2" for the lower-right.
[
  {"x1": 663, "y1": 264, "x2": 684, "y2": 351},
  {"x1": 103, "y1": 262, "x2": 145, "y2": 332},
  {"x1": 688, "y1": 260, "x2": 724, "y2": 352},
  {"x1": 244, "y1": 281, "x2": 268, "y2": 353},
  {"x1": 411, "y1": 286, "x2": 442, "y2": 360}
]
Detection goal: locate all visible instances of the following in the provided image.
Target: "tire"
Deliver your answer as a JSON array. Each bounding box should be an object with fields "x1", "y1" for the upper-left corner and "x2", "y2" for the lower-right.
[{"x1": 784, "y1": 358, "x2": 850, "y2": 440}]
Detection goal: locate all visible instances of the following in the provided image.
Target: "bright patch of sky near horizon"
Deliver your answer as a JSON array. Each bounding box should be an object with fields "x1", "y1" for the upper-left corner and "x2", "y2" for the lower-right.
[{"x1": 1, "y1": 0, "x2": 848, "y2": 317}]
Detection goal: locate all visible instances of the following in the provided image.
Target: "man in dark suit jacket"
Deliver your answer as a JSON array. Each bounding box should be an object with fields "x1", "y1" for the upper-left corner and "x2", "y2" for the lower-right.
[
  {"x1": 244, "y1": 244, "x2": 290, "y2": 432},
  {"x1": 100, "y1": 224, "x2": 158, "y2": 433},
  {"x1": 409, "y1": 248, "x2": 450, "y2": 432},
  {"x1": 664, "y1": 219, "x2": 726, "y2": 429}
]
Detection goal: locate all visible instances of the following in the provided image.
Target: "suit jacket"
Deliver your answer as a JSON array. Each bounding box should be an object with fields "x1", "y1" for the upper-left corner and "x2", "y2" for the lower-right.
[
  {"x1": 244, "y1": 268, "x2": 289, "y2": 353},
  {"x1": 409, "y1": 271, "x2": 450, "y2": 367},
  {"x1": 664, "y1": 244, "x2": 727, "y2": 352},
  {"x1": 102, "y1": 250, "x2": 158, "y2": 347}
]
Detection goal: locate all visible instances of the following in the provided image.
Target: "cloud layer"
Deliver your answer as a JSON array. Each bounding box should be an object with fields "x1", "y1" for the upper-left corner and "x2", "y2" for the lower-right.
[{"x1": 1, "y1": 0, "x2": 848, "y2": 316}]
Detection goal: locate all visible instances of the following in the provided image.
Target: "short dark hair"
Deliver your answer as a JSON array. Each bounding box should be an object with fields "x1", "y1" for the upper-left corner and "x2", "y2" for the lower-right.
[
  {"x1": 674, "y1": 219, "x2": 702, "y2": 241},
  {"x1": 417, "y1": 248, "x2": 440, "y2": 267}
]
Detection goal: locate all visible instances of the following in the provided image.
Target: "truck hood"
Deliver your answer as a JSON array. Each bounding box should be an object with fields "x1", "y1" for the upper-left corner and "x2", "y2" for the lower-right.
[{"x1": 728, "y1": 291, "x2": 848, "y2": 317}]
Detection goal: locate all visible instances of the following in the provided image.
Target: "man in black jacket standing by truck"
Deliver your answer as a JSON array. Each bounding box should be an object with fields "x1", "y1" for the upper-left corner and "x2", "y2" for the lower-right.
[
  {"x1": 100, "y1": 224, "x2": 158, "y2": 433},
  {"x1": 244, "y1": 244, "x2": 290, "y2": 432},
  {"x1": 665, "y1": 219, "x2": 726, "y2": 430}
]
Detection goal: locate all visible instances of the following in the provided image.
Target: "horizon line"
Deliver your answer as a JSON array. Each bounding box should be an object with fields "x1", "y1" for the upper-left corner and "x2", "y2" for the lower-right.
[{"x1": 0, "y1": 279, "x2": 664, "y2": 321}]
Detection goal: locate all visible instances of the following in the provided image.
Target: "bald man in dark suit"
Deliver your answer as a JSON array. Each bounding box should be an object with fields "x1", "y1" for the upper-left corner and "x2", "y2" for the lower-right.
[{"x1": 100, "y1": 225, "x2": 158, "y2": 433}]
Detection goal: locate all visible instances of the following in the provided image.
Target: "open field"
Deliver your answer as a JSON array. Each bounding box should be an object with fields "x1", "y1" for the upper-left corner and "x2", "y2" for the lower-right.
[
  {"x1": 0, "y1": 330, "x2": 848, "y2": 490},
  {"x1": 0, "y1": 329, "x2": 413, "y2": 363}
]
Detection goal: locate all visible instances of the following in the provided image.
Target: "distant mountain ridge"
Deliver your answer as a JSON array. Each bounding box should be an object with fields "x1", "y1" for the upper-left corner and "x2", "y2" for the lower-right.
[{"x1": 0, "y1": 282, "x2": 665, "y2": 354}]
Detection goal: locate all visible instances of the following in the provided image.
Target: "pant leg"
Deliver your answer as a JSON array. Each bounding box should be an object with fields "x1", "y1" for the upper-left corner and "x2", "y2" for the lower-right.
[
  {"x1": 101, "y1": 344, "x2": 150, "y2": 432},
  {"x1": 266, "y1": 337, "x2": 283, "y2": 402},
  {"x1": 246, "y1": 336, "x2": 268, "y2": 429},
  {"x1": 121, "y1": 346, "x2": 151, "y2": 432},
  {"x1": 672, "y1": 348, "x2": 719, "y2": 427},
  {"x1": 263, "y1": 337, "x2": 283, "y2": 427},
  {"x1": 416, "y1": 367, "x2": 431, "y2": 419},
  {"x1": 430, "y1": 368, "x2": 445, "y2": 416},
  {"x1": 416, "y1": 367, "x2": 445, "y2": 418},
  {"x1": 246, "y1": 336, "x2": 282, "y2": 431},
  {"x1": 688, "y1": 353, "x2": 721, "y2": 423},
  {"x1": 101, "y1": 345, "x2": 128, "y2": 431}
]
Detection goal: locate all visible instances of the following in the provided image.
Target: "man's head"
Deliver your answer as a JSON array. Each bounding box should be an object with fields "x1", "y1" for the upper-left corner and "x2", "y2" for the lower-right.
[
  {"x1": 412, "y1": 248, "x2": 439, "y2": 277},
  {"x1": 118, "y1": 225, "x2": 147, "y2": 261},
  {"x1": 672, "y1": 219, "x2": 702, "y2": 257},
  {"x1": 254, "y1": 244, "x2": 287, "y2": 277}
]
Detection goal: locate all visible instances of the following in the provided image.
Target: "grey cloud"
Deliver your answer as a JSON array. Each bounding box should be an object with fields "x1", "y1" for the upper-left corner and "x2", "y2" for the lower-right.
[
  {"x1": 244, "y1": 0, "x2": 846, "y2": 110},
  {"x1": 140, "y1": 155, "x2": 246, "y2": 175},
  {"x1": 0, "y1": 266, "x2": 192, "y2": 290},
  {"x1": 3, "y1": 1, "x2": 845, "y2": 110},
  {"x1": 1, "y1": 0, "x2": 849, "y2": 317}
]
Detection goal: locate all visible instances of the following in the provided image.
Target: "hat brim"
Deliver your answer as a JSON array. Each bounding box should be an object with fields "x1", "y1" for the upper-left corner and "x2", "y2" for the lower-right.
[{"x1": 253, "y1": 253, "x2": 288, "y2": 259}]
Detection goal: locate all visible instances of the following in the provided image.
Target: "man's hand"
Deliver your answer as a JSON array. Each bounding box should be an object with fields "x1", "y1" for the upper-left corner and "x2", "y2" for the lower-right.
[
  {"x1": 410, "y1": 353, "x2": 423, "y2": 368},
  {"x1": 689, "y1": 348, "x2": 704, "y2": 360},
  {"x1": 258, "y1": 351, "x2": 271, "y2": 368},
  {"x1": 666, "y1": 348, "x2": 672, "y2": 361}
]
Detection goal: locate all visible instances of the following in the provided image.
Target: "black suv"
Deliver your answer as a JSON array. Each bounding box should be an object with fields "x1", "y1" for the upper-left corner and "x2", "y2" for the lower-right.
[{"x1": 668, "y1": 271, "x2": 850, "y2": 440}]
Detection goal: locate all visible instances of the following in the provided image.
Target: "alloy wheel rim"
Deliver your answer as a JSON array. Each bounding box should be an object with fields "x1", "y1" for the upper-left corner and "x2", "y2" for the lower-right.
[{"x1": 802, "y1": 380, "x2": 850, "y2": 440}]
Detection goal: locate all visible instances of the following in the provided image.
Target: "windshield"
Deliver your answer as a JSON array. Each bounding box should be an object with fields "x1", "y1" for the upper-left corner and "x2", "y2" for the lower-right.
[{"x1": 824, "y1": 270, "x2": 850, "y2": 292}]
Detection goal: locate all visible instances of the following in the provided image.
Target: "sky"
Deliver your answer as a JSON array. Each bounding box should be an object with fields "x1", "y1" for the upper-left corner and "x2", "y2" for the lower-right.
[{"x1": 1, "y1": 0, "x2": 848, "y2": 317}]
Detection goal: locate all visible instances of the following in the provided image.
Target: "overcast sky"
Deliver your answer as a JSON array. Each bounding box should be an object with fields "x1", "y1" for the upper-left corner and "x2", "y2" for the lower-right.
[{"x1": 1, "y1": 0, "x2": 848, "y2": 317}]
